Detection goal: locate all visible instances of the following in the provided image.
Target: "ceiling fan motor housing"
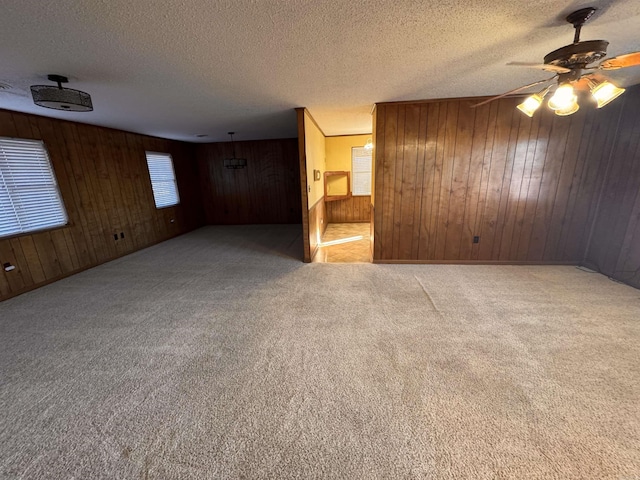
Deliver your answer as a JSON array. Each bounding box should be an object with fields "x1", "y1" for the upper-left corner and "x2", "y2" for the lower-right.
[{"x1": 544, "y1": 40, "x2": 609, "y2": 69}]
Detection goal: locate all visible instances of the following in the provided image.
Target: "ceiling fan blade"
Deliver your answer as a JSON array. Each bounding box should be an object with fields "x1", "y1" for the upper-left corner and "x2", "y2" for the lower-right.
[
  {"x1": 471, "y1": 76, "x2": 557, "y2": 108},
  {"x1": 600, "y1": 52, "x2": 640, "y2": 70},
  {"x1": 507, "y1": 62, "x2": 572, "y2": 74}
]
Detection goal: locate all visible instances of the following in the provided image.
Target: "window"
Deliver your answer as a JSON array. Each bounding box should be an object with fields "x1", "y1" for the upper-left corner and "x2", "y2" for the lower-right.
[
  {"x1": 145, "y1": 152, "x2": 180, "y2": 208},
  {"x1": 352, "y1": 147, "x2": 372, "y2": 196},
  {"x1": 0, "y1": 137, "x2": 68, "y2": 238}
]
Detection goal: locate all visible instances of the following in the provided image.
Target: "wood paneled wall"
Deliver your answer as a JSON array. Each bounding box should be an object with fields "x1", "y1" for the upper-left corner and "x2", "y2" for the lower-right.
[
  {"x1": 326, "y1": 196, "x2": 371, "y2": 223},
  {"x1": 196, "y1": 139, "x2": 301, "y2": 225},
  {"x1": 0, "y1": 109, "x2": 203, "y2": 301},
  {"x1": 373, "y1": 95, "x2": 618, "y2": 263},
  {"x1": 309, "y1": 197, "x2": 327, "y2": 259},
  {"x1": 584, "y1": 86, "x2": 640, "y2": 288}
]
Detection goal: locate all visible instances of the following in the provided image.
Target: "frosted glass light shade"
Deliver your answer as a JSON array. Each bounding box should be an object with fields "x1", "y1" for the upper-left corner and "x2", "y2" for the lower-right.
[
  {"x1": 517, "y1": 94, "x2": 544, "y2": 117},
  {"x1": 548, "y1": 84, "x2": 577, "y2": 111},
  {"x1": 591, "y1": 81, "x2": 625, "y2": 108}
]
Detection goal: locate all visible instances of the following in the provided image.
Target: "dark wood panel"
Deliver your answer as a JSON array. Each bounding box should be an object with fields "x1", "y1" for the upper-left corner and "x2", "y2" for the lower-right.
[
  {"x1": 196, "y1": 138, "x2": 301, "y2": 225},
  {"x1": 0, "y1": 109, "x2": 204, "y2": 301},
  {"x1": 325, "y1": 196, "x2": 371, "y2": 223},
  {"x1": 585, "y1": 86, "x2": 640, "y2": 288},
  {"x1": 373, "y1": 90, "x2": 632, "y2": 264}
]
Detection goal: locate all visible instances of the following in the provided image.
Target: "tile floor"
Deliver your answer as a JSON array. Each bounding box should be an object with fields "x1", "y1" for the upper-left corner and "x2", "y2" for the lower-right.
[{"x1": 313, "y1": 222, "x2": 371, "y2": 263}]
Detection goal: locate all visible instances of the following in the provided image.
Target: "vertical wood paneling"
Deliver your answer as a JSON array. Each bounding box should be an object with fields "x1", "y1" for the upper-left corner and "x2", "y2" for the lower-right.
[
  {"x1": 325, "y1": 196, "x2": 371, "y2": 223},
  {"x1": 445, "y1": 100, "x2": 474, "y2": 260},
  {"x1": 461, "y1": 103, "x2": 491, "y2": 260},
  {"x1": 309, "y1": 197, "x2": 327, "y2": 260},
  {"x1": 373, "y1": 87, "x2": 640, "y2": 264},
  {"x1": 0, "y1": 109, "x2": 203, "y2": 301},
  {"x1": 397, "y1": 104, "x2": 420, "y2": 259},
  {"x1": 585, "y1": 87, "x2": 640, "y2": 288},
  {"x1": 372, "y1": 105, "x2": 384, "y2": 260},
  {"x1": 196, "y1": 138, "x2": 301, "y2": 225}
]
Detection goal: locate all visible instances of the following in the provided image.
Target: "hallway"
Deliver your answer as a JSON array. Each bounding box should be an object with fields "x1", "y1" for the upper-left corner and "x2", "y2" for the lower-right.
[{"x1": 313, "y1": 223, "x2": 371, "y2": 263}]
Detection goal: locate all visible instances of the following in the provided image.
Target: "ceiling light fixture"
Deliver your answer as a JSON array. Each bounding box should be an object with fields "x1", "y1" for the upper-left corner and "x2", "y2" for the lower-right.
[
  {"x1": 547, "y1": 83, "x2": 577, "y2": 111},
  {"x1": 589, "y1": 80, "x2": 625, "y2": 108},
  {"x1": 516, "y1": 86, "x2": 551, "y2": 117},
  {"x1": 30, "y1": 74, "x2": 93, "y2": 112},
  {"x1": 472, "y1": 8, "x2": 637, "y2": 118},
  {"x1": 224, "y1": 132, "x2": 247, "y2": 169},
  {"x1": 553, "y1": 101, "x2": 580, "y2": 116}
]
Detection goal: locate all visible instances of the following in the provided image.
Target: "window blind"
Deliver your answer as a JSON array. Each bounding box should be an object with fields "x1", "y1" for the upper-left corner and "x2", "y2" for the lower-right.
[
  {"x1": 145, "y1": 152, "x2": 180, "y2": 208},
  {"x1": 352, "y1": 147, "x2": 372, "y2": 196},
  {"x1": 0, "y1": 138, "x2": 68, "y2": 238}
]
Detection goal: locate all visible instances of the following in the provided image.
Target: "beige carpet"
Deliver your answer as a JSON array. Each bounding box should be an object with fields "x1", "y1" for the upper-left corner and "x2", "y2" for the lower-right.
[{"x1": 1, "y1": 225, "x2": 639, "y2": 479}]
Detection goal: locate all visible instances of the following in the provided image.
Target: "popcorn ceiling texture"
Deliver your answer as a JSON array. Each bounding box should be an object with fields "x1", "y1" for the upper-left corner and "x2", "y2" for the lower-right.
[{"x1": 0, "y1": 0, "x2": 639, "y2": 141}]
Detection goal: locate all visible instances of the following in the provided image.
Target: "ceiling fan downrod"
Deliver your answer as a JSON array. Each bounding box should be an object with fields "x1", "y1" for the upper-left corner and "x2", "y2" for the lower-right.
[{"x1": 566, "y1": 7, "x2": 596, "y2": 44}]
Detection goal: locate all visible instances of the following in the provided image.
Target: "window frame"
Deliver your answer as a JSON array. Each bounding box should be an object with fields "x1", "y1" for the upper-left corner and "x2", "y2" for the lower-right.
[
  {"x1": 144, "y1": 151, "x2": 180, "y2": 209},
  {"x1": 0, "y1": 137, "x2": 69, "y2": 239}
]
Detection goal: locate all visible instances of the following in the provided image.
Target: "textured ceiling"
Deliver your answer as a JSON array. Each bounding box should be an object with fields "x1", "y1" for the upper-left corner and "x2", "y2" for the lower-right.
[{"x1": 1, "y1": 0, "x2": 639, "y2": 142}]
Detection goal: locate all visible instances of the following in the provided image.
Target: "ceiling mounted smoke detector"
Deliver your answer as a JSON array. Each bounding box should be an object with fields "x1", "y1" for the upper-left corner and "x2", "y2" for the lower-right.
[{"x1": 30, "y1": 74, "x2": 93, "y2": 112}]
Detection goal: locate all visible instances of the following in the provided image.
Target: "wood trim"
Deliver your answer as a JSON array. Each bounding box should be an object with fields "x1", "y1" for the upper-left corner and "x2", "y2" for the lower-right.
[
  {"x1": 324, "y1": 171, "x2": 351, "y2": 202},
  {"x1": 296, "y1": 108, "x2": 311, "y2": 262},
  {"x1": 325, "y1": 133, "x2": 372, "y2": 138},
  {"x1": 301, "y1": 107, "x2": 327, "y2": 137},
  {"x1": 375, "y1": 93, "x2": 529, "y2": 107}
]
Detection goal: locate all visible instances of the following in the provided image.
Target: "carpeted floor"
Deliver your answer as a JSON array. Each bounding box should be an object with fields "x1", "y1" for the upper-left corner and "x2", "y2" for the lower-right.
[{"x1": 1, "y1": 225, "x2": 639, "y2": 479}]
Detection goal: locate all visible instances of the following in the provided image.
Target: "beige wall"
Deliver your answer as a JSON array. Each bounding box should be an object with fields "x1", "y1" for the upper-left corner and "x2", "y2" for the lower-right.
[
  {"x1": 325, "y1": 134, "x2": 370, "y2": 171},
  {"x1": 325, "y1": 134, "x2": 370, "y2": 197},
  {"x1": 304, "y1": 110, "x2": 326, "y2": 209}
]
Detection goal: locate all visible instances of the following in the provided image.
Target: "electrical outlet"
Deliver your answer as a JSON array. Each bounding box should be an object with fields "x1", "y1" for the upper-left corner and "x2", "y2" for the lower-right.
[
  {"x1": 113, "y1": 234, "x2": 118, "y2": 241},
  {"x1": 120, "y1": 232, "x2": 124, "y2": 239}
]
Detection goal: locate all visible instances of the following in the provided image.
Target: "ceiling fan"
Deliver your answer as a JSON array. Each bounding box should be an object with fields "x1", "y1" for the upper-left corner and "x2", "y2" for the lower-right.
[{"x1": 474, "y1": 7, "x2": 640, "y2": 116}]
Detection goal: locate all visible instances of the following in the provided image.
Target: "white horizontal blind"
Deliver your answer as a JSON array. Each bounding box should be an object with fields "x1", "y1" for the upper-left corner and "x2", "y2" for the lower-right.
[
  {"x1": 0, "y1": 138, "x2": 68, "y2": 238},
  {"x1": 145, "y1": 152, "x2": 180, "y2": 208},
  {"x1": 352, "y1": 147, "x2": 372, "y2": 196}
]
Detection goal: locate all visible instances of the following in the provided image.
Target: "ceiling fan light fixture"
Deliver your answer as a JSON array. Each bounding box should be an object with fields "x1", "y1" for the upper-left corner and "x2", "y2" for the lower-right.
[
  {"x1": 516, "y1": 86, "x2": 551, "y2": 117},
  {"x1": 590, "y1": 80, "x2": 625, "y2": 108},
  {"x1": 548, "y1": 84, "x2": 577, "y2": 111},
  {"x1": 554, "y1": 101, "x2": 580, "y2": 116},
  {"x1": 517, "y1": 96, "x2": 543, "y2": 117}
]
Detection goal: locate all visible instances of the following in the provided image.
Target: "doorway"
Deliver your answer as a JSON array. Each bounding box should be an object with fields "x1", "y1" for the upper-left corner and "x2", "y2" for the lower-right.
[{"x1": 296, "y1": 108, "x2": 374, "y2": 263}]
